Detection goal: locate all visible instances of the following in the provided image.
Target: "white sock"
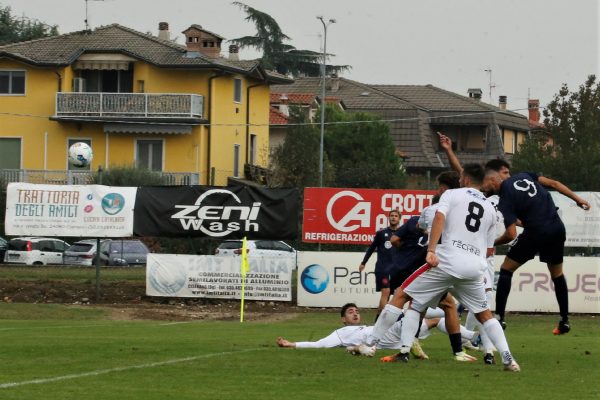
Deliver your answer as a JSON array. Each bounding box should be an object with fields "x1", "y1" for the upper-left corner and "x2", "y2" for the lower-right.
[
  {"x1": 425, "y1": 307, "x2": 445, "y2": 319},
  {"x1": 417, "y1": 320, "x2": 430, "y2": 339},
  {"x1": 483, "y1": 318, "x2": 514, "y2": 364},
  {"x1": 465, "y1": 310, "x2": 478, "y2": 331},
  {"x1": 400, "y1": 309, "x2": 421, "y2": 350},
  {"x1": 436, "y1": 318, "x2": 475, "y2": 341},
  {"x1": 367, "y1": 304, "x2": 402, "y2": 346}
]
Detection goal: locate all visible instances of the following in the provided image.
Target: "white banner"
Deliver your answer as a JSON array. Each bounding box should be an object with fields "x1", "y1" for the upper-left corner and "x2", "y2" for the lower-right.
[
  {"x1": 4, "y1": 183, "x2": 136, "y2": 237},
  {"x1": 297, "y1": 252, "x2": 600, "y2": 313},
  {"x1": 146, "y1": 254, "x2": 293, "y2": 301},
  {"x1": 551, "y1": 191, "x2": 600, "y2": 247}
]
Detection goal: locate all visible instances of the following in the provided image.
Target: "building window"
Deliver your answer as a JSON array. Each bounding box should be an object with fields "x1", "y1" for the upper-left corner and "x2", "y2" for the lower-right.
[
  {"x1": 234, "y1": 78, "x2": 242, "y2": 103},
  {"x1": 250, "y1": 134, "x2": 257, "y2": 165},
  {"x1": 67, "y1": 138, "x2": 92, "y2": 171},
  {"x1": 233, "y1": 144, "x2": 240, "y2": 177},
  {"x1": 136, "y1": 140, "x2": 163, "y2": 171},
  {"x1": 0, "y1": 138, "x2": 21, "y2": 169},
  {"x1": 0, "y1": 70, "x2": 25, "y2": 95}
]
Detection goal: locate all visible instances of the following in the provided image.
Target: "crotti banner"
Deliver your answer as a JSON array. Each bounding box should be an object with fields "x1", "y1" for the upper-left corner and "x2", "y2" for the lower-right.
[
  {"x1": 134, "y1": 186, "x2": 299, "y2": 239},
  {"x1": 303, "y1": 187, "x2": 435, "y2": 244}
]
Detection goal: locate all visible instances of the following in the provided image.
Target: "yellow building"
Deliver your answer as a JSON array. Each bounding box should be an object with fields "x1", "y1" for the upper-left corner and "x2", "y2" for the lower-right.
[{"x1": 0, "y1": 23, "x2": 291, "y2": 185}]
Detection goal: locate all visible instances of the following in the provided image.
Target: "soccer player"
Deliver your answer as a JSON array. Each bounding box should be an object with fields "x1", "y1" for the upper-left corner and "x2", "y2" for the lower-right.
[
  {"x1": 276, "y1": 303, "x2": 479, "y2": 354},
  {"x1": 485, "y1": 168, "x2": 591, "y2": 334},
  {"x1": 391, "y1": 164, "x2": 520, "y2": 371},
  {"x1": 359, "y1": 209, "x2": 401, "y2": 320}
]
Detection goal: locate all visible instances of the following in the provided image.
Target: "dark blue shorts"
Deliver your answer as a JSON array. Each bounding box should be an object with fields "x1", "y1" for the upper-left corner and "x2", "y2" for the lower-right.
[
  {"x1": 507, "y1": 222, "x2": 566, "y2": 265},
  {"x1": 375, "y1": 270, "x2": 391, "y2": 292}
]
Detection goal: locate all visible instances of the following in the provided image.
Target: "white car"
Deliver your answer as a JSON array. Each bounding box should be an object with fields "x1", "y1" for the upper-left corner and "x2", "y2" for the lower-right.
[
  {"x1": 63, "y1": 239, "x2": 105, "y2": 266},
  {"x1": 4, "y1": 237, "x2": 70, "y2": 265},
  {"x1": 215, "y1": 240, "x2": 296, "y2": 263}
]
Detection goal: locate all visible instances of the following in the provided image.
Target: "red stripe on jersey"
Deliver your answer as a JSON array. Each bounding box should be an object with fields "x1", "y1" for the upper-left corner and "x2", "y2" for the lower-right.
[{"x1": 400, "y1": 263, "x2": 431, "y2": 290}]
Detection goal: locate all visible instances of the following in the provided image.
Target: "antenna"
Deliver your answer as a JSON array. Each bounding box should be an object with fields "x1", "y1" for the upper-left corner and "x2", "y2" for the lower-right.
[
  {"x1": 484, "y1": 68, "x2": 496, "y2": 104},
  {"x1": 84, "y1": 0, "x2": 105, "y2": 30}
]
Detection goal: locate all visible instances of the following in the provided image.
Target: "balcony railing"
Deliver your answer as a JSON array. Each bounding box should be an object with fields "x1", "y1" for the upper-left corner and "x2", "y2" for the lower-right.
[
  {"x1": 55, "y1": 93, "x2": 204, "y2": 119},
  {"x1": 0, "y1": 169, "x2": 200, "y2": 186}
]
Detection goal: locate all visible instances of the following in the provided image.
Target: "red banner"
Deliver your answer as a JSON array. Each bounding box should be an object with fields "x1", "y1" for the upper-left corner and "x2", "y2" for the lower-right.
[{"x1": 303, "y1": 187, "x2": 436, "y2": 244}]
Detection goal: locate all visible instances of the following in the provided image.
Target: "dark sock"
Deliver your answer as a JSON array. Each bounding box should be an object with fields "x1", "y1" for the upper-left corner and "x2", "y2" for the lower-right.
[
  {"x1": 495, "y1": 269, "x2": 514, "y2": 320},
  {"x1": 449, "y1": 332, "x2": 463, "y2": 354},
  {"x1": 552, "y1": 274, "x2": 569, "y2": 321}
]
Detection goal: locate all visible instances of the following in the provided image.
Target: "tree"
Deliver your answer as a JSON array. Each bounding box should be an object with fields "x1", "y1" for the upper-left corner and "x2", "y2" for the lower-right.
[
  {"x1": 230, "y1": 2, "x2": 349, "y2": 77},
  {"x1": 0, "y1": 4, "x2": 58, "y2": 45},
  {"x1": 325, "y1": 107, "x2": 407, "y2": 189},
  {"x1": 90, "y1": 166, "x2": 169, "y2": 186},
  {"x1": 512, "y1": 75, "x2": 600, "y2": 191}
]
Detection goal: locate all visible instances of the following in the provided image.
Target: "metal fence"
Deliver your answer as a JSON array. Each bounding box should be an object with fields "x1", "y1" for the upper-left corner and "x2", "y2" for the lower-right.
[{"x1": 0, "y1": 169, "x2": 200, "y2": 185}]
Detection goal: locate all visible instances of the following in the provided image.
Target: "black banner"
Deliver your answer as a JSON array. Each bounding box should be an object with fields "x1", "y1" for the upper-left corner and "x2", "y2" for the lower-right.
[{"x1": 133, "y1": 186, "x2": 299, "y2": 239}]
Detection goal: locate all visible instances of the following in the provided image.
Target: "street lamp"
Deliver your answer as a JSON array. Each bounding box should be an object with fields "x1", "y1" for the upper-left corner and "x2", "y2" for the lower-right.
[{"x1": 317, "y1": 16, "x2": 335, "y2": 188}]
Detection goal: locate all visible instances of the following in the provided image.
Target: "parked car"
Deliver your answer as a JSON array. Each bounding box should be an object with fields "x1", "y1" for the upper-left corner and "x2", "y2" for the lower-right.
[
  {"x1": 101, "y1": 239, "x2": 150, "y2": 266},
  {"x1": 215, "y1": 239, "x2": 296, "y2": 260},
  {"x1": 63, "y1": 239, "x2": 108, "y2": 266},
  {"x1": 0, "y1": 237, "x2": 7, "y2": 263},
  {"x1": 3, "y1": 237, "x2": 70, "y2": 265}
]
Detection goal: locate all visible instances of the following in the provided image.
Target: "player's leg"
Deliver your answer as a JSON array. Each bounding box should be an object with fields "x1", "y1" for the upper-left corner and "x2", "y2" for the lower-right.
[
  {"x1": 495, "y1": 256, "x2": 525, "y2": 327},
  {"x1": 366, "y1": 286, "x2": 408, "y2": 346},
  {"x1": 540, "y1": 226, "x2": 569, "y2": 334},
  {"x1": 375, "y1": 287, "x2": 391, "y2": 322},
  {"x1": 476, "y1": 309, "x2": 519, "y2": 372},
  {"x1": 438, "y1": 292, "x2": 474, "y2": 360}
]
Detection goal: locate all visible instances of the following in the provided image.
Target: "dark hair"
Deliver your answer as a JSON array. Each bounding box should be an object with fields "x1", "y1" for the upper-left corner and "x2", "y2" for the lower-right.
[
  {"x1": 431, "y1": 194, "x2": 441, "y2": 205},
  {"x1": 341, "y1": 303, "x2": 358, "y2": 316},
  {"x1": 462, "y1": 163, "x2": 485, "y2": 184},
  {"x1": 436, "y1": 171, "x2": 460, "y2": 189},
  {"x1": 485, "y1": 158, "x2": 511, "y2": 172},
  {"x1": 388, "y1": 209, "x2": 401, "y2": 218}
]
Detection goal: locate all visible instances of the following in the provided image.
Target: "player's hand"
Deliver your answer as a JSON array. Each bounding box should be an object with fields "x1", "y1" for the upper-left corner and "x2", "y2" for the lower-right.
[
  {"x1": 426, "y1": 251, "x2": 439, "y2": 267},
  {"x1": 437, "y1": 132, "x2": 452, "y2": 151},
  {"x1": 277, "y1": 337, "x2": 292, "y2": 347},
  {"x1": 577, "y1": 198, "x2": 591, "y2": 210},
  {"x1": 359, "y1": 263, "x2": 366, "y2": 272}
]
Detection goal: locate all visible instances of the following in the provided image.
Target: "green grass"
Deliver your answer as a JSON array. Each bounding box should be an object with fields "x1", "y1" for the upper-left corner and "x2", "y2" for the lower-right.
[
  {"x1": 0, "y1": 265, "x2": 144, "y2": 282},
  {"x1": 0, "y1": 305, "x2": 598, "y2": 400}
]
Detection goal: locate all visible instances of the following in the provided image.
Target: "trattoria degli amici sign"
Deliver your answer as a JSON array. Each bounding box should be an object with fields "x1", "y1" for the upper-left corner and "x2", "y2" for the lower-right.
[{"x1": 302, "y1": 187, "x2": 435, "y2": 245}]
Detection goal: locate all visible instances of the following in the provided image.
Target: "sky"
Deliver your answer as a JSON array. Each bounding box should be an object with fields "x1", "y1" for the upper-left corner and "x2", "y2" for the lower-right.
[{"x1": 4, "y1": 0, "x2": 599, "y2": 115}]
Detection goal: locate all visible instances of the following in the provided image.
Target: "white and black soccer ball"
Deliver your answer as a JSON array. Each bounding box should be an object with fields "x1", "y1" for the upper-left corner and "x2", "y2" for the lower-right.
[{"x1": 68, "y1": 142, "x2": 93, "y2": 168}]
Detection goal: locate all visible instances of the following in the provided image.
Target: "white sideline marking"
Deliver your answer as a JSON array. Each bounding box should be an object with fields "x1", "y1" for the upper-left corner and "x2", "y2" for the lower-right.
[{"x1": 0, "y1": 348, "x2": 263, "y2": 389}]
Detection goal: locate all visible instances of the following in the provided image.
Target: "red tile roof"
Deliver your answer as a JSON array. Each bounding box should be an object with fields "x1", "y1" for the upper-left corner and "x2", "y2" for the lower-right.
[
  {"x1": 270, "y1": 107, "x2": 289, "y2": 125},
  {"x1": 270, "y1": 93, "x2": 316, "y2": 104}
]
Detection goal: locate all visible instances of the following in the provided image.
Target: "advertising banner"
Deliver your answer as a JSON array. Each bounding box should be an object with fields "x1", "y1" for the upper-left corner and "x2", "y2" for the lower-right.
[
  {"x1": 302, "y1": 188, "x2": 435, "y2": 245},
  {"x1": 146, "y1": 253, "x2": 294, "y2": 301},
  {"x1": 4, "y1": 183, "x2": 136, "y2": 237},
  {"x1": 134, "y1": 186, "x2": 299, "y2": 239},
  {"x1": 297, "y1": 252, "x2": 600, "y2": 313},
  {"x1": 551, "y1": 191, "x2": 600, "y2": 247}
]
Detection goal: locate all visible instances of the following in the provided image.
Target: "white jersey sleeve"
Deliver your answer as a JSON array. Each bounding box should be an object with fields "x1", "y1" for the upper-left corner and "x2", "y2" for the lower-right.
[
  {"x1": 295, "y1": 325, "x2": 372, "y2": 348},
  {"x1": 418, "y1": 203, "x2": 440, "y2": 234},
  {"x1": 435, "y1": 188, "x2": 496, "y2": 280}
]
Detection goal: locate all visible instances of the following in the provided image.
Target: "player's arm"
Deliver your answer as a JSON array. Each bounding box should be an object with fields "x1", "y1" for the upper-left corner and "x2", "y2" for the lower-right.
[
  {"x1": 494, "y1": 222, "x2": 517, "y2": 246},
  {"x1": 538, "y1": 176, "x2": 591, "y2": 210},
  {"x1": 390, "y1": 233, "x2": 403, "y2": 248},
  {"x1": 438, "y1": 132, "x2": 463, "y2": 173},
  {"x1": 359, "y1": 234, "x2": 379, "y2": 271},
  {"x1": 281, "y1": 331, "x2": 343, "y2": 349},
  {"x1": 426, "y1": 211, "x2": 445, "y2": 267}
]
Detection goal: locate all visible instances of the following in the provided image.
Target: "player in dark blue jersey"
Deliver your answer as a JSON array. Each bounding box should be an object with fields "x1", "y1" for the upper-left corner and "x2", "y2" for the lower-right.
[
  {"x1": 359, "y1": 209, "x2": 401, "y2": 318},
  {"x1": 389, "y1": 216, "x2": 428, "y2": 293},
  {"x1": 485, "y1": 169, "x2": 590, "y2": 334}
]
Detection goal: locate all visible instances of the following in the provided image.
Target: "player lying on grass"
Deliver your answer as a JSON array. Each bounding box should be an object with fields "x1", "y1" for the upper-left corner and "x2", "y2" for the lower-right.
[{"x1": 276, "y1": 303, "x2": 480, "y2": 358}]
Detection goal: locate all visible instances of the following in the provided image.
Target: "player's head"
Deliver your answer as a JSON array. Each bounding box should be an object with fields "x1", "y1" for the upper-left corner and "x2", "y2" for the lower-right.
[
  {"x1": 436, "y1": 171, "x2": 460, "y2": 195},
  {"x1": 460, "y1": 163, "x2": 485, "y2": 188},
  {"x1": 340, "y1": 303, "x2": 361, "y2": 325},
  {"x1": 483, "y1": 168, "x2": 503, "y2": 194},
  {"x1": 388, "y1": 209, "x2": 401, "y2": 226},
  {"x1": 485, "y1": 159, "x2": 511, "y2": 181}
]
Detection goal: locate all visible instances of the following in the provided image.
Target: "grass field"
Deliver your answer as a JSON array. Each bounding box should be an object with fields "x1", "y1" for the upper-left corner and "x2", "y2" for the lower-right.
[{"x1": 0, "y1": 304, "x2": 598, "y2": 400}]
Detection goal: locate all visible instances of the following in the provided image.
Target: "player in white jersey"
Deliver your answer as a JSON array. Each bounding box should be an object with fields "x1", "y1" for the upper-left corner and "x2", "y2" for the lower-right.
[
  {"x1": 390, "y1": 163, "x2": 519, "y2": 371},
  {"x1": 276, "y1": 303, "x2": 480, "y2": 354}
]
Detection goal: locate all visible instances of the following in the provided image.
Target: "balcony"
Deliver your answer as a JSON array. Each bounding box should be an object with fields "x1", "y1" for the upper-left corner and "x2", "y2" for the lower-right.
[{"x1": 54, "y1": 92, "x2": 204, "y2": 122}]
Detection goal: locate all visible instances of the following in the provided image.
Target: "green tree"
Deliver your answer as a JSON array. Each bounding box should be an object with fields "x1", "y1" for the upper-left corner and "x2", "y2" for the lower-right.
[
  {"x1": 90, "y1": 166, "x2": 169, "y2": 186},
  {"x1": 325, "y1": 107, "x2": 407, "y2": 189},
  {"x1": 230, "y1": 2, "x2": 348, "y2": 77},
  {"x1": 513, "y1": 75, "x2": 600, "y2": 190},
  {"x1": 0, "y1": 4, "x2": 58, "y2": 45},
  {"x1": 270, "y1": 106, "x2": 334, "y2": 188}
]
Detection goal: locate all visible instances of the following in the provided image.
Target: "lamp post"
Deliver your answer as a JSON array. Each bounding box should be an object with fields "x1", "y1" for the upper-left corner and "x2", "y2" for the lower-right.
[{"x1": 317, "y1": 16, "x2": 335, "y2": 188}]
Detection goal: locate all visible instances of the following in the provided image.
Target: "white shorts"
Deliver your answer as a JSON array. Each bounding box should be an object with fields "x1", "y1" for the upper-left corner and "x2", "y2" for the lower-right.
[
  {"x1": 378, "y1": 319, "x2": 431, "y2": 350},
  {"x1": 484, "y1": 256, "x2": 495, "y2": 291},
  {"x1": 402, "y1": 265, "x2": 489, "y2": 315}
]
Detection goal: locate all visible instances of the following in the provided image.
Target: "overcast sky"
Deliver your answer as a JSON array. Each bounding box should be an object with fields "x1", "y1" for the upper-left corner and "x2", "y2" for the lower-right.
[{"x1": 5, "y1": 0, "x2": 599, "y2": 115}]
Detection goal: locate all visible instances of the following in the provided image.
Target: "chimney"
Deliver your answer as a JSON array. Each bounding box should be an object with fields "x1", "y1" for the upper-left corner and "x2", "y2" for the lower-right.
[
  {"x1": 468, "y1": 88, "x2": 482, "y2": 101},
  {"x1": 528, "y1": 99, "x2": 540, "y2": 122},
  {"x1": 182, "y1": 24, "x2": 223, "y2": 58},
  {"x1": 158, "y1": 22, "x2": 170, "y2": 41},
  {"x1": 229, "y1": 44, "x2": 239, "y2": 61},
  {"x1": 499, "y1": 95, "x2": 507, "y2": 110},
  {"x1": 328, "y1": 73, "x2": 340, "y2": 93},
  {"x1": 278, "y1": 94, "x2": 289, "y2": 116}
]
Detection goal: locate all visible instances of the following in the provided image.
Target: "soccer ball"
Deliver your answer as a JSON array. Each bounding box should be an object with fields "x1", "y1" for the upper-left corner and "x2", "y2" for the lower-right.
[{"x1": 68, "y1": 142, "x2": 93, "y2": 168}]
